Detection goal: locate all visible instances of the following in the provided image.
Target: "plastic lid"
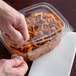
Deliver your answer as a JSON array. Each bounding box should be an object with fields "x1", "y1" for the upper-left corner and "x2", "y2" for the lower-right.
[{"x1": 22, "y1": 4, "x2": 64, "y2": 46}]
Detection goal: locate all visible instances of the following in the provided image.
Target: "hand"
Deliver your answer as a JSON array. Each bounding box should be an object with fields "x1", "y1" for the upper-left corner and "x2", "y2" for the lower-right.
[
  {"x1": 0, "y1": 56, "x2": 28, "y2": 76},
  {"x1": 0, "y1": 0, "x2": 29, "y2": 43}
]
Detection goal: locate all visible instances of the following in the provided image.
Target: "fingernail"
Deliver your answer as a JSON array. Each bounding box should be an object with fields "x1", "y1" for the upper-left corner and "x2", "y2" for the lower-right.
[
  {"x1": 15, "y1": 56, "x2": 24, "y2": 64},
  {"x1": 27, "y1": 34, "x2": 30, "y2": 40},
  {"x1": 17, "y1": 56, "x2": 23, "y2": 61},
  {"x1": 11, "y1": 54, "x2": 17, "y2": 59},
  {"x1": 24, "y1": 34, "x2": 30, "y2": 41}
]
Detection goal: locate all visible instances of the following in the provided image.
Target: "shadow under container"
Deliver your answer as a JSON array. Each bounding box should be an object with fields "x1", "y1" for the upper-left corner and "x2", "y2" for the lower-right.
[{"x1": 0, "y1": 2, "x2": 73, "y2": 62}]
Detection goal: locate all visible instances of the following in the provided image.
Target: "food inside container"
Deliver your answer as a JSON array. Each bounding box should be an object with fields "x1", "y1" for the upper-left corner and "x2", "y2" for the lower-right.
[{"x1": 1, "y1": 3, "x2": 72, "y2": 62}]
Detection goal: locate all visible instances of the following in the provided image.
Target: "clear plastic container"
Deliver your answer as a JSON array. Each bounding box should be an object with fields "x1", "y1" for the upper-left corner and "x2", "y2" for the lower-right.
[{"x1": 0, "y1": 2, "x2": 73, "y2": 62}]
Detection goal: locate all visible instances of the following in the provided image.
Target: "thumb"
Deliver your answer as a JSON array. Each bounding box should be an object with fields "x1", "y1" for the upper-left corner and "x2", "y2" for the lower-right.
[{"x1": 9, "y1": 56, "x2": 24, "y2": 67}]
